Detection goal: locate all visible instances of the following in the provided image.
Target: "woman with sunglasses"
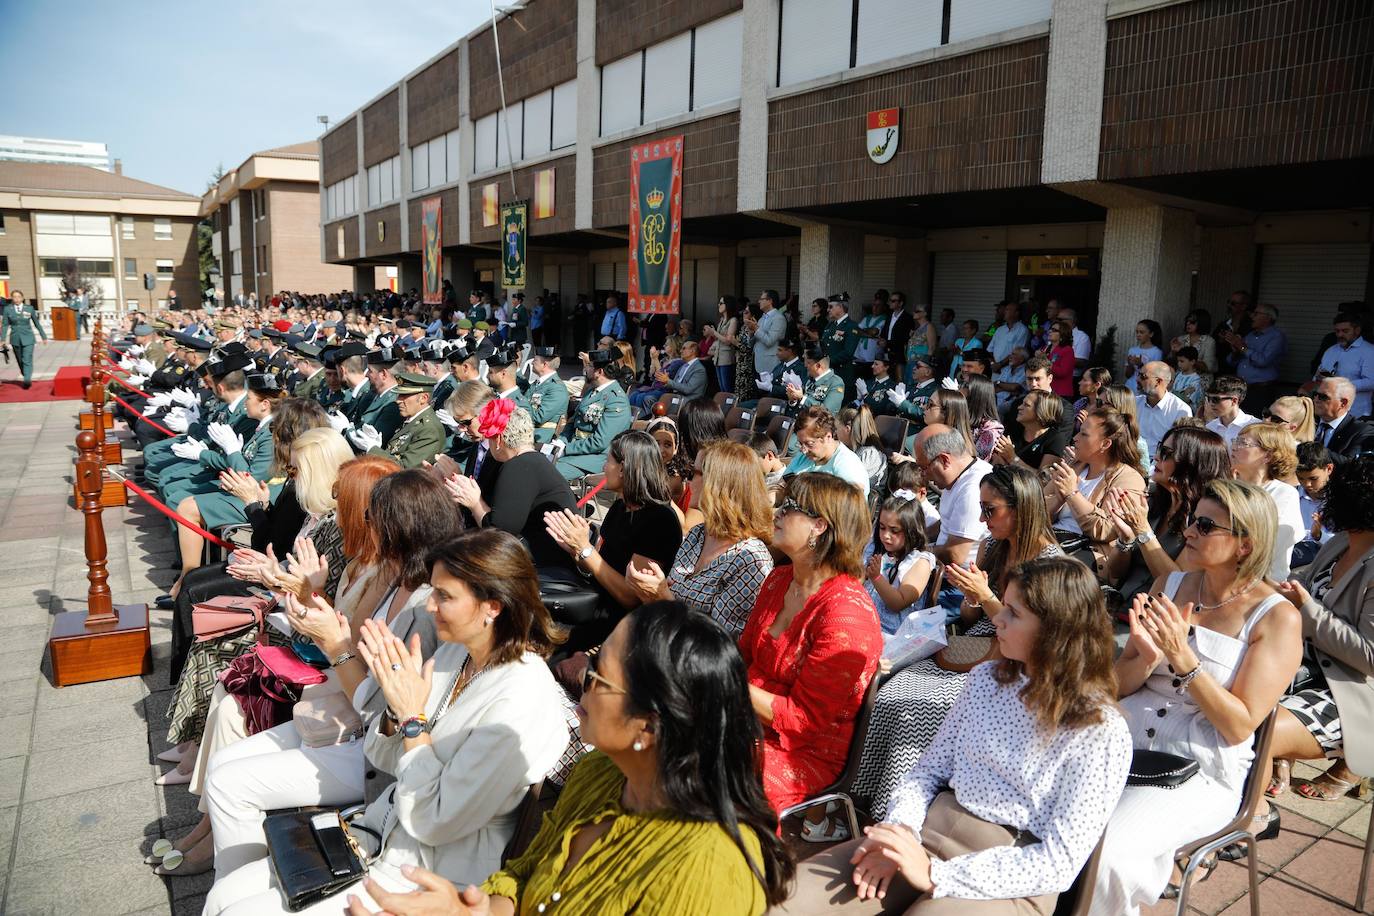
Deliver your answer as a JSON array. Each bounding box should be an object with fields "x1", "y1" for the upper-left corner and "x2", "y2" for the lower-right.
[
  {"x1": 1169, "y1": 309, "x2": 1217, "y2": 376},
  {"x1": 343, "y1": 603, "x2": 795, "y2": 916},
  {"x1": 1229, "y1": 421, "x2": 1304, "y2": 580},
  {"x1": 1091, "y1": 479, "x2": 1301, "y2": 912},
  {"x1": 203, "y1": 529, "x2": 571, "y2": 916},
  {"x1": 1264, "y1": 394, "x2": 1316, "y2": 443},
  {"x1": 739, "y1": 472, "x2": 883, "y2": 817}
]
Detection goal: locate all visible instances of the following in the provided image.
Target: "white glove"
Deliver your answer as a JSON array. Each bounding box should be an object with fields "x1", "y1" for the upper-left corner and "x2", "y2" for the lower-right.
[
  {"x1": 164, "y1": 410, "x2": 189, "y2": 434},
  {"x1": 326, "y1": 411, "x2": 351, "y2": 433},
  {"x1": 894, "y1": 382, "x2": 908, "y2": 400},
  {"x1": 757, "y1": 371, "x2": 773, "y2": 390},
  {"x1": 128, "y1": 374, "x2": 148, "y2": 386},
  {"x1": 941, "y1": 376, "x2": 960, "y2": 391},
  {"x1": 207, "y1": 422, "x2": 244, "y2": 455},
  {"x1": 182, "y1": 401, "x2": 201, "y2": 422},
  {"x1": 887, "y1": 387, "x2": 905, "y2": 406},
  {"x1": 435, "y1": 409, "x2": 458, "y2": 430},
  {"x1": 782, "y1": 371, "x2": 803, "y2": 391},
  {"x1": 118, "y1": 357, "x2": 136, "y2": 372},
  {"x1": 127, "y1": 344, "x2": 146, "y2": 357},
  {"x1": 147, "y1": 393, "x2": 173, "y2": 410},
  {"x1": 540, "y1": 440, "x2": 566, "y2": 462},
  {"x1": 171, "y1": 438, "x2": 206, "y2": 461},
  {"x1": 855, "y1": 378, "x2": 868, "y2": 400},
  {"x1": 347, "y1": 424, "x2": 383, "y2": 451},
  {"x1": 135, "y1": 358, "x2": 156, "y2": 375},
  {"x1": 169, "y1": 388, "x2": 198, "y2": 408}
]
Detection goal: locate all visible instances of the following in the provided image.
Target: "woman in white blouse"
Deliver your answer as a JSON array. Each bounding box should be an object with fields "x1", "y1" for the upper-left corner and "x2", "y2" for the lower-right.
[
  {"x1": 203, "y1": 528, "x2": 571, "y2": 915},
  {"x1": 625, "y1": 439, "x2": 774, "y2": 637},
  {"x1": 1228, "y1": 421, "x2": 1304, "y2": 580},
  {"x1": 777, "y1": 556, "x2": 1132, "y2": 914},
  {"x1": 1090, "y1": 479, "x2": 1301, "y2": 913}
]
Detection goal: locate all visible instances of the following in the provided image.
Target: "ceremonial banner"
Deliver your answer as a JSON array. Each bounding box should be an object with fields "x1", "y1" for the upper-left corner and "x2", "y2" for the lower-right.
[
  {"x1": 627, "y1": 135, "x2": 682, "y2": 315},
  {"x1": 420, "y1": 196, "x2": 443, "y2": 305},
  {"x1": 501, "y1": 200, "x2": 528, "y2": 288},
  {"x1": 533, "y1": 168, "x2": 556, "y2": 219},
  {"x1": 482, "y1": 183, "x2": 499, "y2": 228}
]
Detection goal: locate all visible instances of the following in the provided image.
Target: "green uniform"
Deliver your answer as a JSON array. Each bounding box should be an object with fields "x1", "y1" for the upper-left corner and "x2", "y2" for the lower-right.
[
  {"x1": 342, "y1": 381, "x2": 372, "y2": 425},
  {"x1": 894, "y1": 378, "x2": 940, "y2": 423},
  {"x1": 823, "y1": 315, "x2": 861, "y2": 399},
  {"x1": 356, "y1": 386, "x2": 403, "y2": 447},
  {"x1": 430, "y1": 375, "x2": 457, "y2": 412},
  {"x1": 555, "y1": 381, "x2": 631, "y2": 480},
  {"x1": 1, "y1": 301, "x2": 47, "y2": 384},
  {"x1": 862, "y1": 375, "x2": 898, "y2": 417},
  {"x1": 796, "y1": 369, "x2": 845, "y2": 415},
  {"x1": 523, "y1": 372, "x2": 569, "y2": 445},
  {"x1": 368, "y1": 406, "x2": 445, "y2": 469},
  {"x1": 293, "y1": 369, "x2": 327, "y2": 403}
]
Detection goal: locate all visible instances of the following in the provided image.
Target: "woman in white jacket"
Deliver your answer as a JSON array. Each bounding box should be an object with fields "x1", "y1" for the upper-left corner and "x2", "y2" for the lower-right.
[{"x1": 203, "y1": 527, "x2": 571, "y2": 915}]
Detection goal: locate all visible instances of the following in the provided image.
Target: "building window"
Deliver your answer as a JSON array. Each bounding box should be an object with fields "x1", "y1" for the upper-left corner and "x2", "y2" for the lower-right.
[
  {"x1": 259, "y1": 245, "x2": 268, "y2": 275},
  {"x1": 232, "y1": 250, "x2": 242, "y2": 274},
  {"x1": 0, "y1": 212, "x2": 6, "y2": 235},
  {"x1": 124, "y1": 258, "x2": 137, "y2": 279},
  {"x1": 121, "y1": 215, "x2": 135, "y2": 239},
  {"x1": 156, "y1": 259, "x2": 174, "y2": 279},
  {"x1": 40, "y1": 258, "x2": 113, "y2": 277},
  {"x1": 256, "y1": 189, "x2": 268, "y2": 219},
  {"x1": 0, "y1": 255, "x2": 8, "y2": 277},
  {"x1": 154, "y1": 218, "x2": 172, "y2": 240}
]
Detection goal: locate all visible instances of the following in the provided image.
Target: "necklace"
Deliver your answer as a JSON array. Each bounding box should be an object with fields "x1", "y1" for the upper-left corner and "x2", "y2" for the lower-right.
[{"x1": 1194, "y1": 577, "x2": 1257, "y2": 612}]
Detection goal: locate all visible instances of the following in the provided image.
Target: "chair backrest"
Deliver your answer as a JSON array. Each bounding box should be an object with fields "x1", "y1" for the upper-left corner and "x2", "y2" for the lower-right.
[
  {"x1": 875, "y1": 415, "x2": 909, "y2": 454},
  {"x1": 713, "y1": 391, "x2": 737, "y2": 414},
  {"x1": 1052, "y1": 832, "x2": 1107, "y2": 916},
  {"x1": 826, "y1": 669, "x2": 885, "y2": 798},
  {"x1": 725, "y1": 405, "x2": 755, "y2": 431},
  {"x1": 630, "y1": 419, "x2": 648, "y2": 431},
  {"x1": 1176, "y1": 706, "x2": 1279, "y2": 861},
  {"x1": 500, "y1": 778, "x2": 547, "y2": 864},
  {"x1": 765, "y1": 414, "x2": 794, "y2": 453},
  {"x1": 726, "y1": 428, "x2": 753, "y2": 444},
  {"x1": 654, "y1": 392, "x2": 683, "y2": 417},
  {"x1": 755, "y1": 397, "x2": 787, "y2": 421}
]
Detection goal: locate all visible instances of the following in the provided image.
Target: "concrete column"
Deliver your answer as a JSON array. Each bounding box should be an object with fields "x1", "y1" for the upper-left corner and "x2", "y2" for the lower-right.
[
  {"x1": 736, "y1": 0, "x2": 777, "y2": 212},
  {"x1": 399, "y1": 257, "x2": 422, "y2": 294},
  {"x1": 457, "y1": 40, "x2": 473, "y2": 246},
  {"x1": 448, "y1": 253, "x2": 476, "y2": 293},
  {"x1": 574, "y1": 0, "x2": 597, "y2": 230},
  {"x1": 1097, "y1": 205, "x2": 1195, "y2": 377},
  {"x1": 717, "y1": 244, "x2": 739, "y2": 299},
  {"x1": 352, "y1": 266, "x2": 373, "y2": 296},
  {"x1": 356, "y1": 120, "x2": 369, "y2": 259},
  {"x1": 799, "y1": 225, "x2": 865, "y2": 312},
  {"x1": 1196, "y1": 225, "x2": 1257, "y2": 317},
  {"x1": 1040, "y1": 0, "x2": 1107, "y2": 186},
  {"x1": 895, "y1": 238, "x2": 930, "y2": 306}
]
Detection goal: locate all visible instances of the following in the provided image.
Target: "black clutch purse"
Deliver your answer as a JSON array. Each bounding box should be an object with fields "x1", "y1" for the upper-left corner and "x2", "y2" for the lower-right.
[
  {"x1": 540, "y1": 580, "x2": 601, "y2": 623},
  {"x1": 1127, "y1": 749, "x2": 1200, "y2": 789},
  {"x1": 264, "y1": 809, "x2": 373, "y2": 911}
]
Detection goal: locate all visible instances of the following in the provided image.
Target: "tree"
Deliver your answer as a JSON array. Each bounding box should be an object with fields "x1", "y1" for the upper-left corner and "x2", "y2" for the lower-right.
[
  {"x1": 55, "y1": 261, "x2": 104, "y2": 308},
  {"x1": 197, "y1": 163, "x2": 226, "y2": 297}
]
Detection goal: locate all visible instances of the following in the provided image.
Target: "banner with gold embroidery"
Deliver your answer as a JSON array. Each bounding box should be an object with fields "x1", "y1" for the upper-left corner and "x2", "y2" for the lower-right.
[
  {"x1": 627, "y1": 135, "x2": 682, "y2": 315},
  {"x1": 500, "y1": 200, "x2": 528, "y2": 288},
  {"x1": 420, "y1": 196, "x2": 442, "y2": 305}
]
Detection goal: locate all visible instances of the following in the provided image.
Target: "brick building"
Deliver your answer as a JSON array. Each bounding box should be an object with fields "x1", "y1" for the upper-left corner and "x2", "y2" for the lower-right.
[
  {"x1": 318, "y1": 0, "x2": 1374, "y2": 382},
  {"x1": 201, "y1": 143, "x2": 374, "y2": 304},
  {"x1": 0, "y1": 160, "x2": 200, "y2": 318}
]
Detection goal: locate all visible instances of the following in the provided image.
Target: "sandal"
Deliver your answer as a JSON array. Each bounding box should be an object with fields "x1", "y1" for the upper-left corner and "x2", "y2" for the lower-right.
[
  {"x1": 1266, "y1": 759, "x2": 1291, "y2": 798},
  {"x1": 1218, "y1": 810, "x2": 1281, "y2": 861},
  {"x1": 1296, "y1": 770, "x2": 1364, "y2": 801},
  {"x1": 1160, "y1": 854, "x2": 1217, "y2": 899}
]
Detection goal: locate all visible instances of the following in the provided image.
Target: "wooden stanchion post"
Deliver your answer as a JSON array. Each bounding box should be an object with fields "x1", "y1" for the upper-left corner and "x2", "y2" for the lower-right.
[
  {"x1": 49, "y1": 428, "x2": 151, "y2": 686},
  {"x1": 74, "y1": 375, "x2": 126, "y2": 507}
]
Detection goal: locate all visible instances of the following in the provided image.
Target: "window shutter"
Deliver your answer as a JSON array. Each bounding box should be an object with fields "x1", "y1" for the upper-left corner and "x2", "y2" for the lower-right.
[
  {"x1": 642, "y1": 33, "x2": 691, "y2": 123},
  {"x1": 692, "y1": 13, "x2": 743, "y2": 109},
  {"x1": 856, "y1": 0, "x2": 942, "y2": 68},
  {"x1": 932, "y1": 251, "x2": 1008, "y2": 319},
  {"x1": 552, "y1": 81, "x2": 578, "y2": 149},
  {"x1": 744, "y1": 256, "x2": 788, "y2": 298},
  {"x1": 779, "y1": 0, "x2": 851, "y2": 86},
  {"x1": 1260, "y1": 243, "x2": 1372, "y2": 382},
  {"x1": 496, "y1": 101, "x2": 524, "y2": 167},
  {"x1": 474, "y1": 114, "x2": 498, "y2": 173},
  {"x1": 524, "y1": 90, "x2": 553, "y2": 159},
  {"x1": 600, "y1": 54, "x2": 642, "y2": 136},
  {"x1": 947, "y1": 0, "x2": 1052, "y2": 44}
]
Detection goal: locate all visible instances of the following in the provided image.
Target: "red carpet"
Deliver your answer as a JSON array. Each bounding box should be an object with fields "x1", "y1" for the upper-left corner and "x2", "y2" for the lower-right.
[{"x1": 0, "y1": 379, "x2": 86, "y2": 403}]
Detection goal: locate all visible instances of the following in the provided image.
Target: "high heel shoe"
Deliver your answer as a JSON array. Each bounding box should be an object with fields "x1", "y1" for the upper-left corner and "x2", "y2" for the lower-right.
[
  {"x1": 1160, "y1": 854, "x2": 1217, "y2": 899},
  {"x1": 1218, "y1": 809, "x2": 1281, "y2": 861},
  {"x1": 155, "y1": 744, "x2": 185, "y2": 764},
  {"x1": 143, "y1": 838, "x2": 176, "y2": 864},
  {"x1": 154, "y1": 767, "x2": 192, "y2": 786},
  {"x1": 153, "y1": 849, "x2": 212, "y2": 877}
]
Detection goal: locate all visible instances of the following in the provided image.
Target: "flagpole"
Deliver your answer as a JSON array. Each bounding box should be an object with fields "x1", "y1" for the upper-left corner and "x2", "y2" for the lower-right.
[{"x1": 490, "y1": 0, "x2": 520, "y2": 199}]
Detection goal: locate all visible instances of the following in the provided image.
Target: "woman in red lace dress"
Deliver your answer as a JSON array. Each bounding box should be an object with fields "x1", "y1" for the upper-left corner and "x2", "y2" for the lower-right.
[{"x1": 739, "y1": 471, "x2": 883, "y2": 817}]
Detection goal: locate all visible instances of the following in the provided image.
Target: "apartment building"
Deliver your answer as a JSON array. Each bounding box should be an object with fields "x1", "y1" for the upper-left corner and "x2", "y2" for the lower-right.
[
  {"x1": 0, "y1": 160, "x2": 199, "y2": 315},
  {"x1": 318, "y1": 0, "x2": 1374, "y2": 380}
]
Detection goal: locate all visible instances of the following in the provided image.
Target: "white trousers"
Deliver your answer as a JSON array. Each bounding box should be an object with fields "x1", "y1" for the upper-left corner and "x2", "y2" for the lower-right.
[
  {"x1": 204, "y1": 856, "x2": 415, "y2": 916},
  {"x1": 190, "y1": 683, "x2": 250, "y2": 807},
  {"x1": 205, "y1": 720, "x2": 366, "y2": 877}
]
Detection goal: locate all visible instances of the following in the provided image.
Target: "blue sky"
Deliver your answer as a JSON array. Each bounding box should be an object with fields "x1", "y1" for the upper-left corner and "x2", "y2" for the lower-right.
[{"x1": 0, "y1": 0, "x2": 491, "y2": 195}]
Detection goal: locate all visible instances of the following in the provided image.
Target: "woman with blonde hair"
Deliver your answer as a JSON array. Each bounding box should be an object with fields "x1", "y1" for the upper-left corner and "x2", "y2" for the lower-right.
[
  {"x1": 837, "y1": 405, "x2": 888, "y2": 496},
  {"x1": 1265, "y1": 394, "x2": 1316, "y2": 445},
  {"x1": 1092, "y1": 479, "x2": 1302, "y2": 912},
  {"x1": 1230, "y1": 421, "x2": 1304, "y2": 579},
  {"x1": 627, "y1": 439, "x2": 775, "y2": 637}
]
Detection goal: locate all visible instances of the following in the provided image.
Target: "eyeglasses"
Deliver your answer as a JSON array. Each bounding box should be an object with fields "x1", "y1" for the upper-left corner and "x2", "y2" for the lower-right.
[
  {"x1": 581, "y1": 646, "x2": 626, "y2": 696},
  {"x1": 1205, "y1": 395, "x2": 1235, "y2": 404},
  {"x1": 978, "y1": 503, "x2": 1009, "y2": 519},
  {"x1": 1187, "y1": 514, "x2": 1236, "y2": 537},
  {"x1": 1156, "y1": 444, "x2": 1175, "y2": 462},
  {"x1": 775, "y1": 499, "x2": 817, "y2": 518},
  {"x1": 1232, "y1": 437, "x2": 1260, "y2": 450}
]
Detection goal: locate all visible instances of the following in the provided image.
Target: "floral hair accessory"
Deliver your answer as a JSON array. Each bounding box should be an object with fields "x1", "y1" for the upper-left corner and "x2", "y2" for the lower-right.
[{"x1": 477, "y1": 397, "x2": 517, "y2": 440}]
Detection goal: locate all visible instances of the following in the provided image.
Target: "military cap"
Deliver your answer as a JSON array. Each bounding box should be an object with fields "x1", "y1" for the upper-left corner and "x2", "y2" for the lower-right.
[
  {"x1": 778, "y1": 337, "x2": 801, "y2": 353},
  {"x1": 214, "y1": 319, "x2": 238, "y2": 331},
  {"x1": 218, "y1": 341, "x2": 250, "y2": 357},
  {"x1": 334, "y1": 342, "x2": 370, "y2": 361},
  {"x1": 366, "y1": 346, "x2": 402, "y2": 366},
  {"x1": 292, "y1": 341, "x2": 323, "y2": 360},
  {"x1": 447, "y1": 345, "x2": 474, "y2": 364},
  {"x1": 394, "y1": 372, "x2": 437, "y2": 396},
  {"x1": 418, "y1": 340, "x2": 447, "y2": 362},
  {"x1": 318, "y1": 344, "x2": 342, "y2": 368},
  {"x1": 395, "y1": 319, "x2": 413, "y2": 330},
  {"x1": 512, "y1": 291, "x2": 525, "y2": 301},
  {"x1": 803, "y1": 345, "x2": 828, "y2": 362},
  {"x1": 263, "y1": 327, "x2": 284, "y2": 341},
  {"x1": 455, "y1": 319, "x2": 473, "y2": 330},
  {"x1": 208, "y1": 353, "x2": 254, "y2": 378},
  {"x1": 245, "y1": 372, "x2": 281, "y2": 393},
  {"x1": 532, "y1": 346, "x2": 557, "y2": 358},
  {"x1": 486, "y1": 347, "x2": 518, "y2": 369},
  {"x1": 173, "y1": 332, "x2": 212, "y2": 352},
  {"x1": 132, "y1": 323, "x2": 154, "y2": 336},
  {"x1": 246, "y1": 328, "x2": 264, "y2": 340},
  {"x1": 587, "y1": 349, "x2": 616, "y2": 368},
  {"x1": 473, "y1": 321, "x2": 490, "y2": 332}
]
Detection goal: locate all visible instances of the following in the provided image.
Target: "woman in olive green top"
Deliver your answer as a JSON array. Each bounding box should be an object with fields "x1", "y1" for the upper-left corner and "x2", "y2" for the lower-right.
[{"x1": 346, "y1": 601, "x2": 794, "y2": 916}]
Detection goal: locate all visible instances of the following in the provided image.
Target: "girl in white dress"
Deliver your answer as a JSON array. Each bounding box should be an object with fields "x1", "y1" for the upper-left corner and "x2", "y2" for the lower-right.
[{"x1": 1091, "y1": 479, "x2": 1302, "y2": 914}]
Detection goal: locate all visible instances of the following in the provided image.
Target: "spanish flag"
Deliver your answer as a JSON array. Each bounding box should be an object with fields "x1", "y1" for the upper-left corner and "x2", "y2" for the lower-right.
[
  {"x1": 482, "y1": 183, "x2": 499, "y2": 228},
  {"x1": 533, "y1": 168, "x2": 556, "y2": 219}
]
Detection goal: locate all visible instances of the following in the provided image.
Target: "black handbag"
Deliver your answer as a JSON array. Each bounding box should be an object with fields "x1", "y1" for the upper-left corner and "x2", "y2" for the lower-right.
[
  {"x1": 539, "y1": 579, "x2": 602, "y2": 624},
  {"x1": 264, "y1": 809, "x2": 376, "y2": 911},
  {"x1": 1127, "y1": 749, "x2": 1200, "y2": 789}
]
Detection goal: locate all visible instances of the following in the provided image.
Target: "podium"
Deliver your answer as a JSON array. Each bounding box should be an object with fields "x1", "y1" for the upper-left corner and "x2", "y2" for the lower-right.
[{"x1": 52, "y1": 307, "x2": 78, "y2": 341}]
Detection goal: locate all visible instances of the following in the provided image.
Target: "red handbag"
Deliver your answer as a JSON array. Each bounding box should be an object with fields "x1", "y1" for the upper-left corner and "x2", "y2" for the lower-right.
[
  {"x1": 220, "y1": 645, "x2": 328, "y2": 735},
  {"x1": 192, "y1": 594, "x2": 274, "y2": 643}
]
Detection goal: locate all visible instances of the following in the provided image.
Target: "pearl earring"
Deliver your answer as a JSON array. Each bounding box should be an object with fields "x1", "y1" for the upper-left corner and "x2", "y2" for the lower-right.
[{"x1": 632, "y1": 740, "x2": 644, "y2": 752}]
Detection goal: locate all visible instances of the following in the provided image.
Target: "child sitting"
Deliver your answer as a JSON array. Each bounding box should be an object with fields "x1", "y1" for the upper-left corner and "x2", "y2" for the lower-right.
[
  {"x1": 862, "y1": 490, "x2": 937, "y2": 634},
  {"x1": 1292, "y1": 441, "x2": 1335, "y2": 569}
]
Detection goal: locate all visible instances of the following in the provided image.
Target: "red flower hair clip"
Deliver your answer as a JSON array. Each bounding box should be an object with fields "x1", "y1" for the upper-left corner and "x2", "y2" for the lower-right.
[{"x1": 477, "y1": 397, "x2": 517, "y2": 440}]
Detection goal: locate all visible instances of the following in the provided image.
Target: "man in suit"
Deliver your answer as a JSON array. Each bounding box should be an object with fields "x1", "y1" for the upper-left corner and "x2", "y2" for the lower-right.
[
  {"x1": 750, "y1": 289, "x2": 787, "y2": 373},
  {"x1": 2, "y1": 290, "x2": 47, "y2": 389},
  {"x1": 1313, "y1": 376, "x2": 1374, "y2": 463},
  {"x1": 659, "y1": 339, "x2": 707, "y2": 404},
  {"x1": 508, "y1": 292, "x2": 530, "y2": 346},
  {"x1": 555, "y1": 349, "x2": 632, "y2": 480},
  {"x1": 883, "y1": 291, "x2": 915, "y2": 377}
]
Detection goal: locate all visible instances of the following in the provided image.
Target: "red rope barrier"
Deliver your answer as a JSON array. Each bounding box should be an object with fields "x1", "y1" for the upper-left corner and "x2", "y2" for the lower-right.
[
  {"x1": 114, "y1": 474, "x2": 233, "y2": 549},
  {"x1": 109, "y1": 391, "x2": 175, "y2": 438},
  {"x1": 576, "y1": 478, "x2": 606, "y2": 508},
  {"x1": 103, "y1": 373, "x2": 152, "y2": 398}
]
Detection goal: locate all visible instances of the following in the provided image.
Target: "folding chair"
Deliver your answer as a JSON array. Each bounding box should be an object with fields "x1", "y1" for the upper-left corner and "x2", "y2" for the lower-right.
[
  {"x1": 725, "y1": 405, "x2": 756, "y2": 431},
  {"x1": 875, "y1": 415, "x2": 909, "y2": 455},
  {"x1": 754, "y1": 397, "x2": 788, "y2": 422},
  {"x1": 652, "y1": 392, "x2": 684, "y2": 418},
  {"x1": 726, "y1": 428, "x2": 753, "y2": 444},
  {"x1": 713, "y1": 391, "x2": 737, "y2": 415},
  {"x1": 765, "y1": 413, "x2": 795, "y2": 454}
]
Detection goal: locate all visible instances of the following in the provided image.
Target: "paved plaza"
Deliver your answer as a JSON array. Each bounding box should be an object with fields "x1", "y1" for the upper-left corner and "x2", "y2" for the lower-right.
[{"x1": 0, "y1": 340, "x2": 1369, "y2": 916}]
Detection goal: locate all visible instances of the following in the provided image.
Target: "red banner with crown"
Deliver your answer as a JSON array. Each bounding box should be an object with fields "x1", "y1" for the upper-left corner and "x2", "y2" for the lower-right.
[{"x1": 627, "y1": 135, "x2": 683, "y2": 315}]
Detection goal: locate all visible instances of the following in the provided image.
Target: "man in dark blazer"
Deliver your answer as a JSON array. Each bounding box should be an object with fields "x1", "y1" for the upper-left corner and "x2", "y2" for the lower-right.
[
  {"x1": 883, "y1": 291, "x2": 916, "y2": 376},
  {"x1": 1313, "y1": 376, "x2": 1374, "y2": 463}
]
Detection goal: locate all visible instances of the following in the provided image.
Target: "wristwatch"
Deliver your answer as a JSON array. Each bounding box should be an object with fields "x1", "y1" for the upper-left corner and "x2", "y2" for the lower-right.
[
  {"x1": 399, "y1": 715, "x2": 429, "y2": 739},
  {"x1": 577, "y1": 545, "x2": 594, "y2": 562}
]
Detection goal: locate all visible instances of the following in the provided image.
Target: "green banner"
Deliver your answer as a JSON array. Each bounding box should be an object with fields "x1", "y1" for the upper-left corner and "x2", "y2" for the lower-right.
[
  {"x1": 501, "y1": 200, "x2": 527, "y2": 289},
  {"x1": 627, "y1": 135, "x2": 683, "y2": 315}
]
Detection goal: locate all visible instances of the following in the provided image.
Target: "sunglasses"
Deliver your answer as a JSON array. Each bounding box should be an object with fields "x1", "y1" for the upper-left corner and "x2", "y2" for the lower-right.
[
  {"x1": 1312, "y1": 392, "x2": 1333, "y2": 402},
  {"x1": 1156, "y1": 444, "x2": 1175, "y2": 462},
  {"x1": 581, "y1": 646, "x2": 626, "y2": 696},
  {"x1": 775, "y1": 498, "x2": 817, "y2": 518},
  {"x1": 978, "y1": 502, "x2": 1009, "y2": 519},
  {"x1": 1262, "y1": 412, "x2": 1291, "y2": 424},
  {"x1": 1187, "y1": 514, "x2": 1235, "y2": 537},
  {"x1": 1205, "y1": 395, "x2": 1235, "y2": 404}
]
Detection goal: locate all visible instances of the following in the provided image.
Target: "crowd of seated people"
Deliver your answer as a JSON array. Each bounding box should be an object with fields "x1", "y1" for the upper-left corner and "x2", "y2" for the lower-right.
[{"x1": 92, "y1": 289, "x2": 1374, "y2": 914}]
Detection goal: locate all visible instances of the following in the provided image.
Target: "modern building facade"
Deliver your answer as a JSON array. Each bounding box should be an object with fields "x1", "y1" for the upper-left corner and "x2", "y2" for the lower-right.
[
  {"x1": 0, "y1": 135, "x2": 112, "y2": 171},
  {"x1": 201, "y1": 143, "x2": 372, "y2": 303},
  {"x1": 318, "y1": 0, "x2": 1374, "y2": 382},
  {"x1": 0, "y1": 161, "x2": 200, "y2": 316}
]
